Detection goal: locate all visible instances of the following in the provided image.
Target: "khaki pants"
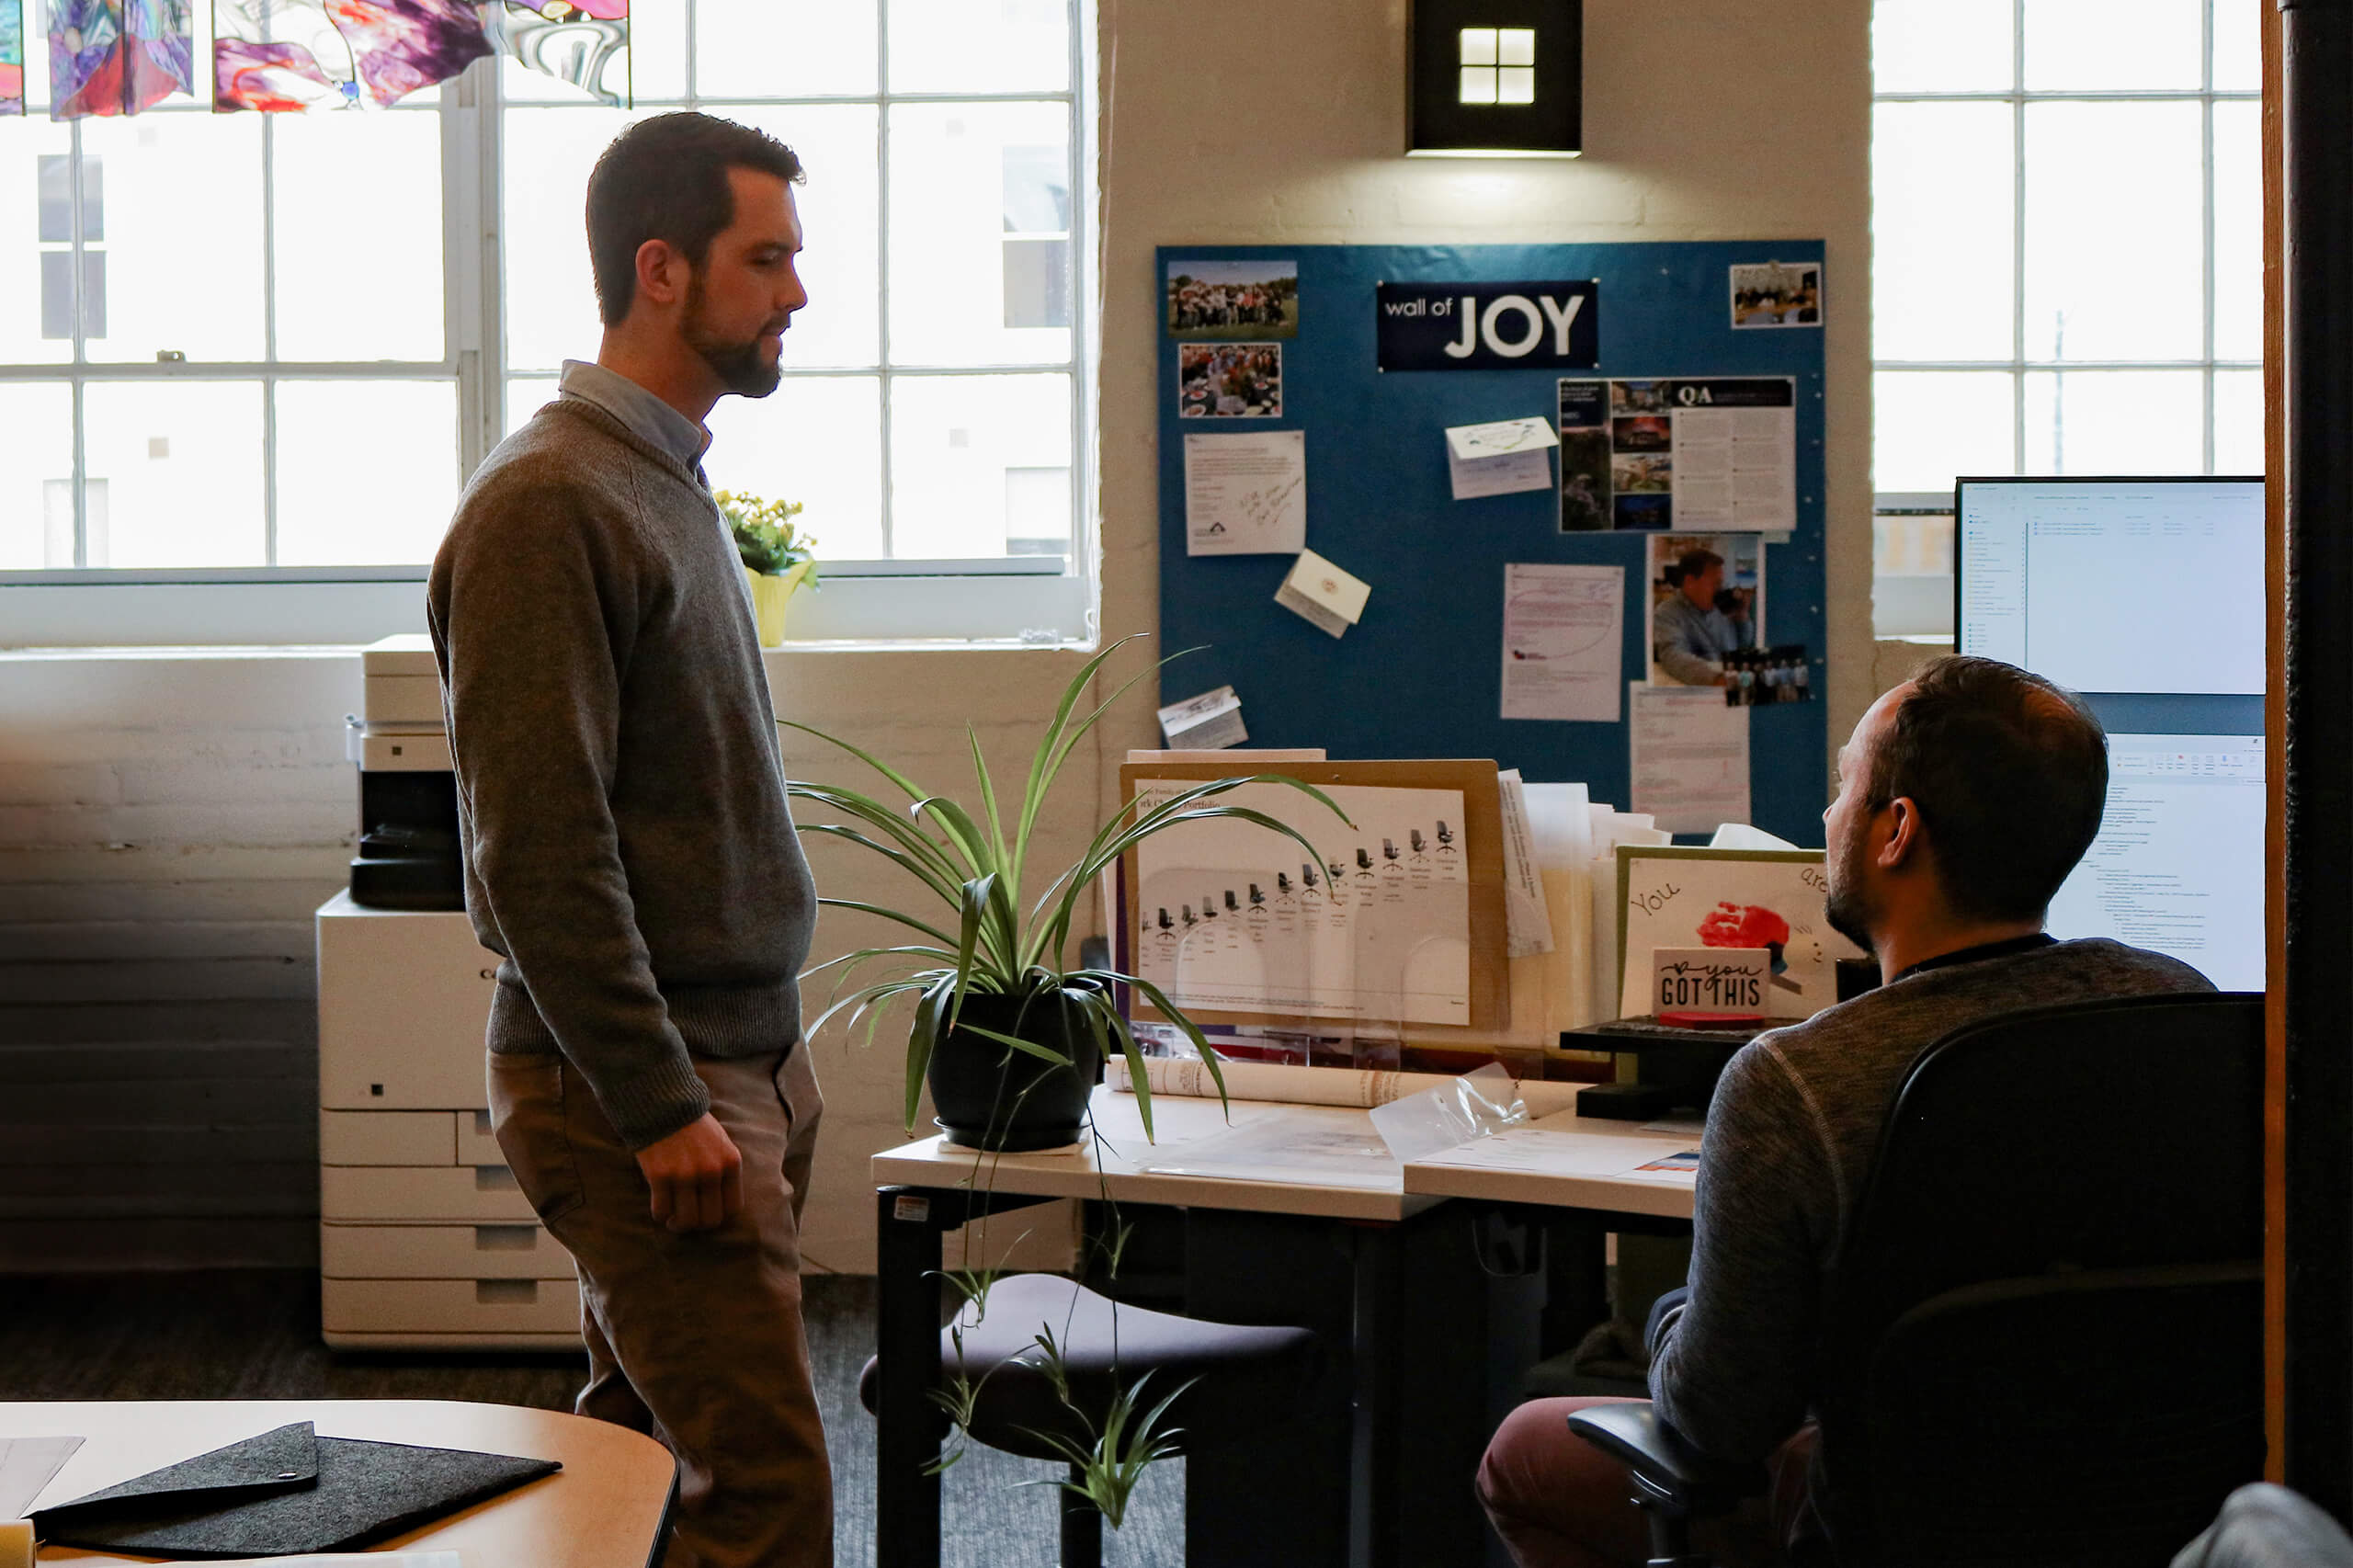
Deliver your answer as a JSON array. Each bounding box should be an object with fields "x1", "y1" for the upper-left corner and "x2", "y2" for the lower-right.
[{"x1": 489, "y1": 1046, "x2": 831, "y2": 1568}]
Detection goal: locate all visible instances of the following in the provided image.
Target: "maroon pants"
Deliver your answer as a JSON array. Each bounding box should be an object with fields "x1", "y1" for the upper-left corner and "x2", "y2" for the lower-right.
[{"x1": 1478, "y1": 1396, "x2": 1821, "y2": 1568}]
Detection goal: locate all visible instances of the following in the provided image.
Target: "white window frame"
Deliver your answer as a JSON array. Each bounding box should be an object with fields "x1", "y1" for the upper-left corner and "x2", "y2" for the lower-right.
[
  {"x1": 0, "y1": 1, "x2": 1100, "y2": 651},
  {"x1": 1869, "y1": 0, "x2": 2260, "y2": 639}
]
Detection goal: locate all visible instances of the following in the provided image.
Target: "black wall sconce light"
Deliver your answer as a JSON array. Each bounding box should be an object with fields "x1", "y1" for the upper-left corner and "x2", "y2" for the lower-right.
[{"x1": 1407, "y1": 0, "x2": 1583, "y2": 158}]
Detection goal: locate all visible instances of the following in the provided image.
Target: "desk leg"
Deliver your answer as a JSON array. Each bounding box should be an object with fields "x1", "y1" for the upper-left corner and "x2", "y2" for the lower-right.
[
  {"x1": 1541, "y1": 1210, "x2": 1611, "y2": 1358},
  {"x1": 1349, "y1": 1223, "x2": 1403, "y2": 1568},
  {"x1": 876, "y1": 1186, "x2": 945, "y2": 1568}
]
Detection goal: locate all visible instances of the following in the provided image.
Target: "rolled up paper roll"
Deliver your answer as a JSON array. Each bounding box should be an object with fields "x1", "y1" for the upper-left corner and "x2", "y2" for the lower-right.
[
  {"x1": 1109, "y1": 1056, "x2": 1586, "y2": 1119},
  {"x1": 0, "y1": 1518, "x2": 33, "y2": 1568}
]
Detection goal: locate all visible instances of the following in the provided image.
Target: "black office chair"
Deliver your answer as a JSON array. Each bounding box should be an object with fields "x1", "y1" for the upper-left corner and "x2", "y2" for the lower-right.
[
  {"x1": 858, "y1": 1271, "x2": 1322, "y2": 1567},
  {"x1": 1570, "y1": 991, "x2": 2266, "y2": 1568}
]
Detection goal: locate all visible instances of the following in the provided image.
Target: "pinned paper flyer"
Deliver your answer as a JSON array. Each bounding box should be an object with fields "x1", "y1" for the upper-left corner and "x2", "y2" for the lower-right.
[
  {"x1": 1274, "y1": 549, "x2": 1371, "y2": 638},
  {"x1": 1445, "y1": 415, "x2": 1558, "y2": 501},
  {"x1": 1156, "y1": 686, "x2": 1248, "y2": 750}
]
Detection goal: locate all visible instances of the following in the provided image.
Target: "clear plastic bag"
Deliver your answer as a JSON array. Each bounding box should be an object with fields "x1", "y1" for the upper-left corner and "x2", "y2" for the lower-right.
[{"x1": 1366, "y1": 1062, "x2": 1528, "y2": 1162}]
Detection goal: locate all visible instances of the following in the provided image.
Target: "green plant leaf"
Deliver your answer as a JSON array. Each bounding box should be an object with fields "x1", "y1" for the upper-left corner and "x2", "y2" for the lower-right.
[
  {"x1": 788, "y1": 783, "x2": 969, "y2": 892},
  {"x1": 949, "y1": 874, "x2": 996, "y2": 1028},
  {"x1": 779, "y1": 720, "x2": 934, "y2": 803},
  {"x1": 956, "y1": 1020, "x2": 1075, "y2": 1068},
  {"x1": 801, "y1": 943, "x2": 959, "y2": 980},
  {"x1": 906, "y1": 973, "x2": 955, "y2": 1130},
  {"x1": 966, "y1": 724, "x2": 1012, "y2": 881},
  {"x1": 1008, "y1": 634, "x2": 1184, "y2": 897},
  {"x1": 1088, "y1": 968, "x2": 1230, "y2": 1113},
  {"x1": 795, "y1": 822, "x2": 964, "y2": 906},
  {"x1": 813, "y1": 896, "x2": 962, "y2": 951},
  {"x1": 802, "y1": 975, "x2": 940, "y2": 1047},
  {"x1": 912, "y1": 794, "x2": 995, "y2": 881}
]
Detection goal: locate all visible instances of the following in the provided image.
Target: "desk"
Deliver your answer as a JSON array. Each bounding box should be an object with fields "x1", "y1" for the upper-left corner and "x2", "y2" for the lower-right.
[
  {"x1": 2, "y1": 1400, "x2": 674, "y2": 1566},
  {"x1": 871, "y1": 1085, "x2": 1519, "y2": 1568},
  {"x1": 1402, "y1": 1107, "x2": 1701, "y2": 1220}
]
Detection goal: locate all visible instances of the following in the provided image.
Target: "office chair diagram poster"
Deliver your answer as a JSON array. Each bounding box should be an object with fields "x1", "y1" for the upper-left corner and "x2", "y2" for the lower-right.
[
  {"x1": 1614, "y1": 846, "x2": 1866, "y2": 1020},
  {"x1": 1132, "y1": 778, "x2": 1472, "y2": 1027}
]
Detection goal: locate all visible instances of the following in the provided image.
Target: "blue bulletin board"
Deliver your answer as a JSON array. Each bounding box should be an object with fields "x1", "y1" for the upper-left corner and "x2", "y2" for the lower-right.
[{"x1": 1155, "y1": 242, "x2": 1831, "y2": 845}]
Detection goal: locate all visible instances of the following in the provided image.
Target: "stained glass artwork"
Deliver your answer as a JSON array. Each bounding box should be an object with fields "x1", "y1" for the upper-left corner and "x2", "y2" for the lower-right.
[
  {"x1": 488, "y1": 0, "x2": 628, "y2": 107},
  {"x1": 212, "y1": 0, "x2": 490, "y2": 111},
  {"x1": 0, "y1": 0, "x2": 24, "y2": 114},
  {"x1": 50, "y1": 0, "x2": 196, "y2": 119}
]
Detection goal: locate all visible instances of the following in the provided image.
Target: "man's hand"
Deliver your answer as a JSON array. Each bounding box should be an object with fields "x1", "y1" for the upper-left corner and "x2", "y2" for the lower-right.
[{"x1": 634, "y1": 1113, "x2": 744, "y2": 1233}]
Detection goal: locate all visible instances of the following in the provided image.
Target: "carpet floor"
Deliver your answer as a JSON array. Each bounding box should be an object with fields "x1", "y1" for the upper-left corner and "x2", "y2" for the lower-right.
[{"x1": 0, "y1": 1269, "x2": 1183, "y2": 1568}]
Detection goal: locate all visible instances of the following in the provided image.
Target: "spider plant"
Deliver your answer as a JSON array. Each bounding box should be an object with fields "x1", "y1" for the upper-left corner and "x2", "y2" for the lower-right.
[
  {"x1": 1013, "y1": 1325, "x2": 1193, "y2": 1530},
  {"x1": 783, "y1": 635, "x2": 1348, "y2": 1139}
]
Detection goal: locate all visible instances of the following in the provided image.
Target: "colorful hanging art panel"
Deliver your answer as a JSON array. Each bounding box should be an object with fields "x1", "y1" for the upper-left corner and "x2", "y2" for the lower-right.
[
  {"x1": 50, "y1": 0, "x2": 195, "y2": 118},
  {"x1": 0, "y1": 0, "x2": 24, "y2": 113},
  {"x1": 488, "y1": 0, "x2": 627, "y2": 107},
  {"x1": 212, "y1": 0, "x2": 490, "y2": 110}
]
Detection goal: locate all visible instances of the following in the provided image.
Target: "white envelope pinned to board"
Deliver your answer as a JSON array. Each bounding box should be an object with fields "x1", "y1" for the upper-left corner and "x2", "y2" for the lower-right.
[{"x1": 1445, "y1": 415, "x2": 1559, "y2": 501}]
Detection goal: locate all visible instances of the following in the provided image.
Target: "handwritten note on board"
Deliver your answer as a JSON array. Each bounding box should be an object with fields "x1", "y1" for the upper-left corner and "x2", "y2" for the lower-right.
[
  {"x1": 1184, "y1": 430, "x2": 1308, "y2": 555},
  {"x1": 1500, "y1": 563, "x2": 1624, "y2": 722}
]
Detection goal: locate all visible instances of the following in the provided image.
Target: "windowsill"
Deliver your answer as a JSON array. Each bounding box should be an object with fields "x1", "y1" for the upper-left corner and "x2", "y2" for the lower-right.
[
  {"x1": 0, "y1": 638, "x2": 1096, "y2": 663},
  {"x1": 0, "y1": 571, "x2": 1097, "y2": 652}
]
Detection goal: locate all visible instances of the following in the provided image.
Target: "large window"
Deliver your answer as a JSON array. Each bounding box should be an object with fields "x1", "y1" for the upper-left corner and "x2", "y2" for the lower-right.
[
  {"x1": 1870, "y1": 0, "x2": 2263, "y2": 631},
  {"x1": 0, "y1": 1, "x2": 1095, "y2": 642}
]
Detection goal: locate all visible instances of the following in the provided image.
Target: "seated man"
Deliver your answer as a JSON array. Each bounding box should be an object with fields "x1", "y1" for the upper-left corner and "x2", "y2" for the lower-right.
[
  {"x1": 1478, "y1": 655, "x2": 2214, "y2": 1568},
  {"x1": 1654, "y1": 548, "x2": 1745, "y2": 686}
]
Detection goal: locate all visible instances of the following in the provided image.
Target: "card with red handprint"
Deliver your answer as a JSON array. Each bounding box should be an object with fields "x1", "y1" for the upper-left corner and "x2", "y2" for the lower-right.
[{"x1": 1615, "y1": 846, "x2": 1867, "y2": 1021}]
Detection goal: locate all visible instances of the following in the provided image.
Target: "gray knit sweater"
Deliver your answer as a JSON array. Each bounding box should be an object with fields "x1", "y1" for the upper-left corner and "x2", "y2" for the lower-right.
[
  {"x1": 426, "y1": 392, "x2": 817, "y2": 1152},
  {"x1": 1647, "y1": 937, "x2": 2214, "y2": 1462}
]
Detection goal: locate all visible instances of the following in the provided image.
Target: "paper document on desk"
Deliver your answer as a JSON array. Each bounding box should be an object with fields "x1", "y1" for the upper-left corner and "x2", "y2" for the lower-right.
[
  {"x1": 0, "y1": 1434, "x2": 83, "y2": 1517},
  {"x1": 1413, "y1": 1126, "x2": 1695, "y2": 1179},
  {"x1": 1141, "y1": 1115, "x2": 1402, "y2": 1190},
  {"x1": 1624, "y1": 1150, "x2": 1701, "y2": 1181}
]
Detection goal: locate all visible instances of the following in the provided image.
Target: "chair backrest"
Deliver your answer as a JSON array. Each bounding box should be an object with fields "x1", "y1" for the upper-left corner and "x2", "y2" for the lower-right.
[{"x1": 1817, "y1": 992, "x2": 2266, "y2": 1568}]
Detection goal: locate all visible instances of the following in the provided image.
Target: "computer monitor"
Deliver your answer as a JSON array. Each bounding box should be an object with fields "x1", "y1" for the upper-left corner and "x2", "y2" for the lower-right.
[
  {"x1": 1955, "y1": 476, "x2": 2265, "y2": 699},
  {"x1": 1955, "y1": 476, "x2": 2266, "y2": 991}
]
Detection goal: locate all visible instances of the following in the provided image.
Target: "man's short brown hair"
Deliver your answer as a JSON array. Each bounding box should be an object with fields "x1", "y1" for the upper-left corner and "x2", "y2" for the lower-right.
[
  {"x1": 1868, "y1": 655, "x2": 2109, "y2": 922},
  {"x1": 586, "y1": 112, "x2": 804, "y2": 326}
]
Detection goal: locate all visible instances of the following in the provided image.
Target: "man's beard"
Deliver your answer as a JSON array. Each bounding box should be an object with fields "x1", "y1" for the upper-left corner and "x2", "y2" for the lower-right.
[
  {"x1": 1823, "y1": 815, "x2": 1877, "y2": 958},
  {"x1": 684, "y1": 279, "x2": 784, "y2": 398}
]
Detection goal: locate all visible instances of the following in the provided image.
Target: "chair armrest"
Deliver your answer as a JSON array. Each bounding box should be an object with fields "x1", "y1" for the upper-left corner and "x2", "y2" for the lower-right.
[{"x1": 1564, "y1": 1403, "x2": 1768, "y2": 1517}]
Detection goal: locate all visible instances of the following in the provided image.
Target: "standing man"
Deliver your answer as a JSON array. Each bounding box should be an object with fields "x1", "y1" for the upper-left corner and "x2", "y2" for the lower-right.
[
  {"x1": 427, "y1": 112, "x2": 829, "y2": 1568},
  {"x1": 1653, "y1": 547, "x2": 1745, "y2": 687}
]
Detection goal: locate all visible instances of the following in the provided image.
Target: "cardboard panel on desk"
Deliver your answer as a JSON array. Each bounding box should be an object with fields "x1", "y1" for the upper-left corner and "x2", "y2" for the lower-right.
[
  {"x1": 1115, "y1": 758, "x2": 1510, "y2": 1036},
  {"x1": 1156, "y1": 242, "x2": 1830, "y2": 845}
]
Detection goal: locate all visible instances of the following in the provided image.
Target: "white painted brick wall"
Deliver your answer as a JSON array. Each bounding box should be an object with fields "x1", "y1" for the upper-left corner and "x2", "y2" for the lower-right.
[
  {"x1": 0, "y1": 653, "x2": 358, "y2": 1270},
  {"x1": 0, "y1": 647, "x2": 1113, "y2": 1277}
]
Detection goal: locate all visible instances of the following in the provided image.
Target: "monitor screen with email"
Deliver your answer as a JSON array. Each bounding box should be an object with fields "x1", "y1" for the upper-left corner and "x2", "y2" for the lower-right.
[{"x1": 1955, "y1": 476, "x2": 2264, "y2": 699}]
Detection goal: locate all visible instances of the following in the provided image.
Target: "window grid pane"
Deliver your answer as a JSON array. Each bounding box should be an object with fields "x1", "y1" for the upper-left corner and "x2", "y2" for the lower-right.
[
  {"x1": 505, "y1": 0, "x2": 1088, "y2": 563},
  {"x1": 1870, "y1": 0, "x2": 2263, "y2": 502},
  {"x1": 7, "y1": 0, "x2": 1088, "y2": 575}
]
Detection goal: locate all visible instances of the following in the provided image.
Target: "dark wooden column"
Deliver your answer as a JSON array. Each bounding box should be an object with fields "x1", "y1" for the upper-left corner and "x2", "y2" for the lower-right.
[{"x1": 2278, "y1": 0, "x2": 2353, "y2": 1519}]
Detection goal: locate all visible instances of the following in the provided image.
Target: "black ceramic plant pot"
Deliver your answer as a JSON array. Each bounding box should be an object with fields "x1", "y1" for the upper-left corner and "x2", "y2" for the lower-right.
[{"x1": 926, "y1": 988, "x2": 1105, "y2": 1152}]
